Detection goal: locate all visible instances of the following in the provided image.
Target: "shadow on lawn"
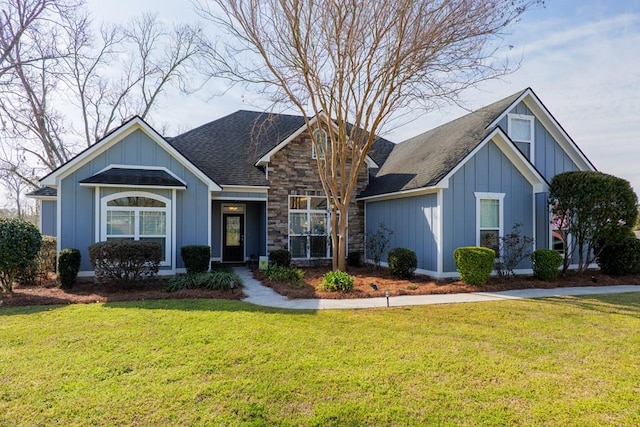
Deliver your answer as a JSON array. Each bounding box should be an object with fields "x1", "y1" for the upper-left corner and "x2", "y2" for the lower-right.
[
  {"x1": 538, "y1": 292, "x2": 640, "y2": 319},
  {"x1": 101, "y1": 298, "x2": 319, "y2": 315}
]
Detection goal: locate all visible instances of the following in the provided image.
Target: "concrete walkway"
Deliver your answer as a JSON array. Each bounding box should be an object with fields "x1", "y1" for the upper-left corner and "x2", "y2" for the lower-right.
[{"x1": 234, "y1": 267, "x2": 640, "y2": 310}]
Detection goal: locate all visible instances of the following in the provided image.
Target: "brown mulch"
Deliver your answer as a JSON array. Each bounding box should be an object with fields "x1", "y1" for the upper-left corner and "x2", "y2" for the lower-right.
[
  {"x1": 3, "y1": 267, "x2": 640, "y2": 308},
  {"x1": 0, "y1": 275, "x2": 245, "y2": 309},
  {"x1": 255, "y1": 265, "x2": 640, "y2": 299}
]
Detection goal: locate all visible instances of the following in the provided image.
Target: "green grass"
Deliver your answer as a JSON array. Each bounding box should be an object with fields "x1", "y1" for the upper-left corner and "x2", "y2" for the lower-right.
[{"x1": 1, "y1": 293, "x2": 640, "y2": 426}]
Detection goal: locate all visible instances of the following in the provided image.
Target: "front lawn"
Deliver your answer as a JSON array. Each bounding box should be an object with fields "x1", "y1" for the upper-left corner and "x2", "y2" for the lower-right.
[{"x1": 2, "y1": 294, "x2": 640, "y2": 425}]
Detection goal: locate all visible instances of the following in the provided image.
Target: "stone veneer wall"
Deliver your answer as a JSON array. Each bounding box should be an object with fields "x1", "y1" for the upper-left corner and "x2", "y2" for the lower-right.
[{"x1": 267, "y1": 133, "x2": 369, "y2": 258}]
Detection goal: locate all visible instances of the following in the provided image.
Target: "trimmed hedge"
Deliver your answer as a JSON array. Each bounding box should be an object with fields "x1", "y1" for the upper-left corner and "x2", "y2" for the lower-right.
[
  {"x1": 180, "y1": 245, "x2": 211, "y2": 274},
  {"x1": 320, "y1": 270, "x2": 354, "y2": 292},
  {"x1": 0, "y1": 218, "x2": 42, "y2": 292},
  {"x1": 58, "y1": 248, "x2": 81, "y2": 288},
  {"x1": 453, "y1": 246, "x2": 495, "y2": 286},
  {"x1": 531, "y1": 249, "x2": 563, "y2": 281},
  {"x1": 269, "y1": 249, "x2": 291, "y2": 267},
  {"x1": 388, "y1": 247, "x2": 417, "y2": 278},
  {"x1": 18, "y1": 235, "x2": 58, "y2": 286},
  {"x1": 89, "y1": 240, "x2": 162, "y2": 288},
  {"x1": 596, "y1": 238, "x2": 640, "y2": 276}
]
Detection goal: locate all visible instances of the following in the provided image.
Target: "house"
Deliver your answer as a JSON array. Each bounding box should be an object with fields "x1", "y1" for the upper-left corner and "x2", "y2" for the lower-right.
[{"x1": 28, "y1": 88, "x2": 595, "y2": 278}]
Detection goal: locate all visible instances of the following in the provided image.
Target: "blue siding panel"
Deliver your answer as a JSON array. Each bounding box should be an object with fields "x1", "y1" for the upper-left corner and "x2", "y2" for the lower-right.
[
  {"x1": 59, "y1": 129, "x2": 211, "y2": 273},
  {"x1": 41, "y1": 200, "x2": 57, "y2": 237},
  {"x1": 442, "y1": 140, "x2": 534, "y2": 273},
  {"x1": 365, "y1": 193, "x2": 438, "y2": 272}
]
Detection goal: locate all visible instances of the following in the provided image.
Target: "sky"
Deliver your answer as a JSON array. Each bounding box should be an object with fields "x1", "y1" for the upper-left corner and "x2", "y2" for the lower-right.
[{"x1": 10, "y1": 0, "x2": 640, "y2": 206}]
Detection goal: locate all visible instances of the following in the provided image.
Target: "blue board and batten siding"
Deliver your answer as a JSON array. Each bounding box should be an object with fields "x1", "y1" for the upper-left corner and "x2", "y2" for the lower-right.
[
  {"x1": 40, "y1": 200, "x2": 57, "y2": 237},
  {"x1": 442, "y1": 140, "x2": 534, "y2": 272},
  {"x1": 58, "y1": 129, "x2": 211, "y2": 272},
  {"x1": 365, "y1": 193, "x2": 439, "y2": 273}
]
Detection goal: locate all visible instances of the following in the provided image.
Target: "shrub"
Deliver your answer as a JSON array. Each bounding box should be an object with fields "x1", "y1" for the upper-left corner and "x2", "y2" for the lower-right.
[
  {"x1": 269, "y1": 249, "x2": 291, "y2": 267},
  {"x1": 0, "y1": 218, "x2": 42, "y2": 292},
  {"x1": 366, "y1": 222, "x2": 393, "y2": 268},
  {"x1": 453, "y1": 246, "x2": 495, "y2": 286},
  {"x1": 495, "y1": 223, "x2": 534, "y2": 279},
  {"x1": 387, "y1": 247, "x2": 417, "y2": 278},
  {"x1": 266, "y1": 265, "x2": 304, "y2": 286},
  {"x1": 37, "y1": 236, "x2": 57, "y2": 276},
  {"x1": 531, "y1": 249, "x2": 563, "y2": 281},
  {"x1": 88, "y1": 240, "x2": 162, "y2": 288},
  {"x1": 58, "y1": 248, "x2": 81, "y2": 288},
  {"x1": 165, "y1": 271, "x2": 242, "y2": 292},
  {"x1": 596, "y1": 238, "x2": 640, "y2": 276},
  {"x1": 320, "y1": 270, "x2": 354, "y2": 292},
  {"x1": 17, "y1": 259, "x2": 39, "y2": 287},
  {"x1": 347, "y1": 251, "x2": 363, "y2": 267},
  {"x1": 180, "y1": 245, "x2": 211, "y2": 274}
]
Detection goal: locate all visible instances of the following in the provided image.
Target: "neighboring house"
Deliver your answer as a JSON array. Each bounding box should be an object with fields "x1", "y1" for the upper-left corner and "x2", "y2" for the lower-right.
[{"x1": 28, "y1": 87, "x2": 595, "y2": 278}]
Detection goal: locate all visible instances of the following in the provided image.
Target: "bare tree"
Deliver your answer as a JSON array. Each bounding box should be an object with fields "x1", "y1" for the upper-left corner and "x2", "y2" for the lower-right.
[
  {"x1": 196, "y1": 0, "x2": 541, "y2": 271},
  {"x1": 0, "y1": 3, "x2": 208, "y2": 207}
]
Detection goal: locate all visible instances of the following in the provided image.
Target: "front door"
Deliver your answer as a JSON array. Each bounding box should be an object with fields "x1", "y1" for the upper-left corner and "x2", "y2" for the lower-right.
[{"x1": 223, "y1": 213, "x2": 244, "y2": 262}]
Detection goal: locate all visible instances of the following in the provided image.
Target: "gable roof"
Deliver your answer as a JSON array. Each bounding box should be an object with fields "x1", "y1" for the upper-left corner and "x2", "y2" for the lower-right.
[
  {"x1": 359, "y1": 90, "x2": 525, "y2": 198},
  {"x1": 169, "y1": 110, "x2": 396, "y2": 187},
  {"x1": 168, "y1": 110, "x2": 305, "y2": 187},
  {"x1": 39, "y1": 116, "x2": 221, "y2": 191}
]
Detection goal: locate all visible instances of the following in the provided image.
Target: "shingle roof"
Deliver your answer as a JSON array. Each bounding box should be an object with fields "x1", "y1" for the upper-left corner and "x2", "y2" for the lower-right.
[
  {"x1": 79, "y1": 168, "x2": 186, "y2": 188},
  {"x1": 359, "y1": 90, "x2": 527, "y2": 198},
  {"x1": 169, "y1": 111, "x2": 305, "y2": 187},
  {"x1": 168, "y1": 110, "x2": 396, "y2": 187},
  {"x1": 27, "y1": 186, "x2": 57, "y2": 197}
]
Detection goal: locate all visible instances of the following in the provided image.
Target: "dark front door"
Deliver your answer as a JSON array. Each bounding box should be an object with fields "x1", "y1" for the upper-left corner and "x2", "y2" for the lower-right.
[{"x1": 223, "y1": 213, "x2": 244, "y2": 262}]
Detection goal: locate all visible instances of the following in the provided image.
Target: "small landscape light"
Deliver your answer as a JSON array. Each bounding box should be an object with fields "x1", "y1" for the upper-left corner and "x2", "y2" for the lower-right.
[{"x1": 385, "y1": 289, "x2": 390, "y2": 307}]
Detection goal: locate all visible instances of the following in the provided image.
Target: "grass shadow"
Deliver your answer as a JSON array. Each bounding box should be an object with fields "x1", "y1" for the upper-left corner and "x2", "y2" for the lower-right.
[{"x1": 537, "y1": 291, "x2": 640, "y2": 319}]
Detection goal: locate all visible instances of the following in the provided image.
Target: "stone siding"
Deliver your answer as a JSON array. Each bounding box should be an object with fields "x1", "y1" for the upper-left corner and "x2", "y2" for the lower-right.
[{"x1": 267, "y1": 133, "x2": 369, "y2": 259}]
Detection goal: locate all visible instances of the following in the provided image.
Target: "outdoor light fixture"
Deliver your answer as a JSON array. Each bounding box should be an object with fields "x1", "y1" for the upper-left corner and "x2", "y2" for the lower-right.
[{"x1": 385, "y1": 289, "x2": 390, "y2": 307}]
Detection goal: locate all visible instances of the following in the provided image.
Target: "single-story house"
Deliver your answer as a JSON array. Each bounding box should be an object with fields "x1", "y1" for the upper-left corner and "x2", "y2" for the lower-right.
[{"x1": 29, "y1": 87, "x2": 595, "y2": 278}]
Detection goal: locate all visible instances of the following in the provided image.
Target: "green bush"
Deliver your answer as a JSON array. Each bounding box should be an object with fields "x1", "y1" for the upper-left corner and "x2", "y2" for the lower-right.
[
  {"x1": 320, "y1": 270, "x2": 354, "y2": 292},
  {"x1": 0, "y1": 218, "x2": 42, "y2": 292},
  {"x1": 58, "y1": 248, "x2": 81, "y2": 288},
  {"x1": 37, "y1": 236, "x2": 57, "y2": 275},
  {"x1": 531, "y1": 249, "x2": 563, "y2": 281},
  {"x1": 165, "y1": 271, "x2": 242, "y2": 292},
  {"x1": 453, "y1": 246, "x2": 495, "y2": 286},
  {"x1": 88, "y1": 240, "x2": 162, "y2": 288},
  {"x1": 17, "y1": 235, "x2": 58, "y2": 286},
  {"x1": 387, "y1": 247, "x2": 417, "y2": 278},
  {"x1": 347, "y1": 251, "x2": 363, "y2": 267},
  {"x1": 180, "y1": 245, "x2": 211, "y2": 274},
  {"x1": 266, "y1": 265, "x2": 304, "y2": 286},
  {"x1": 269, "y1": 249, "x2": 291, "y2": 267},
  {"x1": 596, "y1": 238, "x2": 640, "y2": 276}
]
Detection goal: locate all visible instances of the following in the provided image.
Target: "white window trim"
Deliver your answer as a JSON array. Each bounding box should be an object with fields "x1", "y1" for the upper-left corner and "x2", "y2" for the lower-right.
[
  {"x1": 311, "y1": 129, "x2": 327, "y2": 160},
  {"x1": 507, "y1": 113, "x2": 535, "y2": 157},
  {"x1": 288, "y1": 195, "x2": 331, "y2": 259},
  {"x1": 474, "y1": 192, "x2": 505, "y2": 256},
  {"x1": 101, "y1": 191, "x2": 172, "y2": 266}
]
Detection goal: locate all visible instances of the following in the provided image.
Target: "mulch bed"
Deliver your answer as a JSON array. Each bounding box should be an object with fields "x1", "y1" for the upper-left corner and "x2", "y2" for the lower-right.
[
  {"x1": 255, "y1": 265, "x2": 640, "y2": 299},
  {"x1": 0, "y1": 277, "x2": 244, "y2": 309},
  {"x1": 3, "y1": 267, "x2": 640, "y2": 308}
]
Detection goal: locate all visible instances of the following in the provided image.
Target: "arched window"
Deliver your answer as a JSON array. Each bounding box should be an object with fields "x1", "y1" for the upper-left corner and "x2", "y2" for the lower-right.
[{"x1": 101, "y1": 192, "x2": 171, "y2": 265}]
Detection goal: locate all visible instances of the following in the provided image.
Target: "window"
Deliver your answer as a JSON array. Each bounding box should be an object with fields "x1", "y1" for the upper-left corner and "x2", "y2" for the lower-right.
[
  {"x1": 102, "y1": 193, "x2": 171, "y2": 265},
  {"x1": 551, "y1": 213, "x2": 570, "y2": 255},
  {"x1": 475, "y1": 192, "x2": 505, "y2": 256},
  {"x1": 312, "y1": 129, "x2": 327, "y2": 160},
  {"x1": 508, "y1": 114, "x2": 534, "y2": 143},
  {"x1": 288, "y1": 195, "x2": 331, "y2": 259}
]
